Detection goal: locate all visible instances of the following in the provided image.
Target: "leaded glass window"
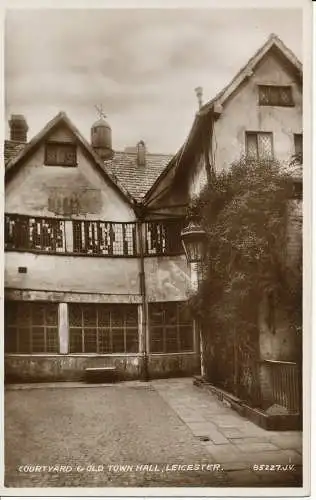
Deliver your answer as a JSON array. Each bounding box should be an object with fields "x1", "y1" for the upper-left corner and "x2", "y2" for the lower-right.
[
  {"x1": 258, "y1": 85, "x2": 294, "y2": 107},
  {"x1": 246, "y1": 132, "x2": 273, "y2": 160}
]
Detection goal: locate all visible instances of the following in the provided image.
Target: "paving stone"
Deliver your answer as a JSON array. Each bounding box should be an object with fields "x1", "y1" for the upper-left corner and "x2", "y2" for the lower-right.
[
  {"x1": 209, "y1": 415, "x2": 245, "y2": 426},
  {"x1": 231, "y1": 436, "x2": 276, "y2": 445},
  {"x1": 226, "y1": 469, "x2": 261, "y2": 486},
  {"x1": 238, "y1": 449, "x2": 302, "y2": 466},
  {"x1": 236, "y1": 423, "x2": 271, "y2": 438},
  {"x1": 204, "y1": 443, "x2": 242, "y2": 463},
  {"x1": 188, "y1": 423, "x2": 229, "y2": 444},
  {"x1": 218, "y1": 427, "x2": 245, "y2": 439},
  {"x1": 233, "y1": 441, "x2": 280, "y2": 453},
  {"x1": 269, "y1": 434, "x2": 303, "y2": 452}
]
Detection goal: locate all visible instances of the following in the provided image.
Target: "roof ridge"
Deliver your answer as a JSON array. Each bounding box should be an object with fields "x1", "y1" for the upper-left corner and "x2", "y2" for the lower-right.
[
  {"x1": 115, "y1": 150, "x2": 173, "y2": 157},
  {"x1": 199, "y1": 33, "x2": 302, "y2": 115},
  {"x1": 5, "y1": 111, "x2": 138, "y2": 206}
]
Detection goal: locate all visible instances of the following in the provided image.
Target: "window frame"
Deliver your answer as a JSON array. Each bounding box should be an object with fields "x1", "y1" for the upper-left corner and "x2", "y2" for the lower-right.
[
  {"x1": 68, "y1": 303, "x2": 139, "y2": 354},
  {"x1": 149, "y1": 302, "x2": 194, "y2": 354},
  {"x1": 44, "y1": 141, "x2": 78, "y2": 167},
  {"x1": 293, "y1": 133, "x2": 303, "y2": 164},
  {"x1": 5, "y1": 302, "x2": 59, "y2": 354},
  {"x1": 245, "y1": 131, "x2": 274, "y2": 160},
  {"x1": 258, "y1": 85, "x2": 294, "y2": 107}
]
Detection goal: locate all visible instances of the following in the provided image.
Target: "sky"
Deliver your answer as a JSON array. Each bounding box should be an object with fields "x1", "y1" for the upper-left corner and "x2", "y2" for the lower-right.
[{"x1": 5, "y1": 8, "x2": 302, "y2": 154}]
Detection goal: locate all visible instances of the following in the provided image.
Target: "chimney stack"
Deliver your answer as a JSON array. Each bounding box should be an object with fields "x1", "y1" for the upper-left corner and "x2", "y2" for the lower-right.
[
  {"x1": 195, "y1": 86, "x2": 203, "y2": 110},
  {"x1": 9, "y1": 114, "x2": 28, "y2": 142},
  {"x1": 137, "y1": 140, "x2": 146, "y2": 166}
]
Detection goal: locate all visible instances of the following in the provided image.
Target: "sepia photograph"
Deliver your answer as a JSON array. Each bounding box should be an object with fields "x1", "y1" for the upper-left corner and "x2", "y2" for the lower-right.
[{"x1": 2, "y1": 1, "x2": 311, "y2": 495}]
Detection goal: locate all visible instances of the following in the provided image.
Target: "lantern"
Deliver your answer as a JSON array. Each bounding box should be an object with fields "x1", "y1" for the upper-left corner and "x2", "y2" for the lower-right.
[{"x1": 181, "y1": 219, "x2": 207, "y2": 264}]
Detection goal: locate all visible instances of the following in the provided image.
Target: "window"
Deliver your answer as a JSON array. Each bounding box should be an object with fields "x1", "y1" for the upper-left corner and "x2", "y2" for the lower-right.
[
  {"x1": 149, "y1": 302, "x2": 194, "y2": 353},
  {"x1": 258, "y1": 85, "x2": 294, "y2": 107},
  {"x1": 45, "y1": 142, "x2": 77, "y2": 166},
  {"x1": 292, "y1": 181, "x2": 302, "y2": 200},
  {"x1": 69, "y1": 304, "x2": 138, "y2": 354},
  {"x1": 294, "y1": 134, "x2": 303, "y2": 164},
  {"x1": 246, "y1": 132, "x2": 273, "y2": 160},
  {"x1": 73, "y1": 221, "x2": 137, "y2": 256},
  {"x1": 145, "y1": 220, "x2": 184, "y2": 256},
  {"x1": 5, "y1": 302, "x2": 59, "y2": 353}
]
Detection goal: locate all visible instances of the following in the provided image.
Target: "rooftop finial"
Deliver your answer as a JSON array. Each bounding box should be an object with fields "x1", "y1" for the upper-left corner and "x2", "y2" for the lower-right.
[
  {"x1": 195, "y1": 87, "x2": 203, "y2": 110},
  {"x1": 95, "y1": 104, "x2": 107, "y2": 120}
]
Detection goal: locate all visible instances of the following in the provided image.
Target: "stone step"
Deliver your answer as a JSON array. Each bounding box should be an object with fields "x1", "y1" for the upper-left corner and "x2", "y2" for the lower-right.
[{"x1": 85, "y1": 367, "x2": 117, "y2": 383}]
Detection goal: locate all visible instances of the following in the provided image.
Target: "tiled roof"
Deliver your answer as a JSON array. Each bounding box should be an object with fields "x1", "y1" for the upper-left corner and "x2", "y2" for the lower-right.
[
  {"x1": 103, "y1": 151, "x2": 173, "y2": 202},
  {"x1": 4, "y1": 140, "x2": 26, "y2": 165}
]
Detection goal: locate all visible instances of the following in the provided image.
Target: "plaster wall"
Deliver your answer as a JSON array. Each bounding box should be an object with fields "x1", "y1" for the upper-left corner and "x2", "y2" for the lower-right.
[
  {"x1": 5, "y1": 252, "x2": 140, "y2": 296},
  {"x1": 211, "y1": 52, "x2": 302, "y2": 172},
  {"x1": 6, "y1": 124, "x2": 134, "y2": 221},
  {"x1": 145, "y1": 255, "x2": 190, "y2": 302}
]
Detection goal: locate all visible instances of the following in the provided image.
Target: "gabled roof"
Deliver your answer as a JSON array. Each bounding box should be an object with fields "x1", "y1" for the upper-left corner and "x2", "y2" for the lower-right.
[
  {"x1": 5, "y1": 111, "x2": 137, "y2": 206},
  {"x1": 145, "y1": 34, "x2": 302, "y2": 202},
  {"x1": 103, "y1": 151, "x2": 173, "y2": 203},
  {"x1": 199, "y1": 33, "x2": 302, "y2": 115}
]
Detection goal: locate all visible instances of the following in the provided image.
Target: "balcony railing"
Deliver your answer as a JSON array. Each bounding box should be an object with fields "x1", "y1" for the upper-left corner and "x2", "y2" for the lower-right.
[
  {"x1": 5, "y1": 214, "x2": 138, "y2": 257},
  {"x1": 264, "y1": 360, "x2": 302, "y2": 414},
  {"x1": 145, "y1": 219, "x2": 184, "y2": 256},
  {"x1": 5, "y1": 214, "x2": 185, "y2": 258}
]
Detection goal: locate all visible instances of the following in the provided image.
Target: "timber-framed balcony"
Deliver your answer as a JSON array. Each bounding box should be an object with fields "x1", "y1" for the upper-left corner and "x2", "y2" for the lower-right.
[
  {"x1": 4, "y1": 213, "x2": 186, "y2": 258},
  {"x1": 4, "y1": 213, "x2": 138, "y2": 257}
]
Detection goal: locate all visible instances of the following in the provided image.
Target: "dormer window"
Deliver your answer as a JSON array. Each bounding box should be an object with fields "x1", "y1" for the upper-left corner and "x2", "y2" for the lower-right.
[
  {"x1": 45, "y1": 142, "x2": 77, "y2": 167},
  {"x1": 258, "y1": 85, "x2": 294, "y2": 107}
]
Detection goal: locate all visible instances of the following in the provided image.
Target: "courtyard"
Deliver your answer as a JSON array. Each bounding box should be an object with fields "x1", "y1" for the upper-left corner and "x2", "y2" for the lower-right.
[{"x1": 5, "y1": 378, "x2": 303, "y2": 488}]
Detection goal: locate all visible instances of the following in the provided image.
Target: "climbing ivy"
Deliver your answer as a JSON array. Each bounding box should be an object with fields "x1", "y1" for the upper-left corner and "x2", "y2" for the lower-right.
[{"x1": 187, "y1": 156, "x2": 302, "y2": 402}]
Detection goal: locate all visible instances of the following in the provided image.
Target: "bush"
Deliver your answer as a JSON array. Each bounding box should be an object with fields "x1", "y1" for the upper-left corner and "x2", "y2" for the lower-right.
[{"x1": 187, "y1": 156, "x2": 302, "y2": 403}]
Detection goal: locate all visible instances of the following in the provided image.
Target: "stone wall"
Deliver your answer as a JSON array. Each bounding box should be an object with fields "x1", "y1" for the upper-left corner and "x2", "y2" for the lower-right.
[{"x1": 5, "y1": 353, "x2": 200, "y2": 383}]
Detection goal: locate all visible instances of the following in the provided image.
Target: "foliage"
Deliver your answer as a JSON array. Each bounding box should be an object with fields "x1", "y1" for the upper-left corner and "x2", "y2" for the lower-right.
[
  {"x1": 187, "y1": 156, "x2": 302, "y2": 402},
  {"x1": 289, "y1": 152, "x2": 303, "y2": 167}
]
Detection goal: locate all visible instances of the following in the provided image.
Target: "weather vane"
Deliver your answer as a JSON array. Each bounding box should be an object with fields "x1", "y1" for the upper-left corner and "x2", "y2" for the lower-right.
[{"x1": 95, "y1": 104, "x2": 107, "y2": 120}]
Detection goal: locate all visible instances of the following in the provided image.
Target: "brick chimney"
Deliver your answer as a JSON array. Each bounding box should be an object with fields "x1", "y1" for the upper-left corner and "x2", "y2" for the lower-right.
[
  {"x1": 9, "y1": 114, "x2": 28, "y2": 142},
  {"x1": 137, "y1": 140, "x2": 146, "y2": 166}
]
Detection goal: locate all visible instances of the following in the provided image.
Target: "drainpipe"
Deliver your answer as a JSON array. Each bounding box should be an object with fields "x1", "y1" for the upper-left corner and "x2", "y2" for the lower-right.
[
  {"x1": 204, "y1": 112, "x2": 215, "y2": 184},
  {"x1": 136, "y1": 211, "x2": 150, "y2": 381}
]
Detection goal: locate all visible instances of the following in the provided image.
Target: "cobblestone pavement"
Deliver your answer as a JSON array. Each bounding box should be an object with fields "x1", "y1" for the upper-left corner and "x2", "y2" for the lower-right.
[{"x1": 5, "y1": 378, "x2": 303, "y2": 488}]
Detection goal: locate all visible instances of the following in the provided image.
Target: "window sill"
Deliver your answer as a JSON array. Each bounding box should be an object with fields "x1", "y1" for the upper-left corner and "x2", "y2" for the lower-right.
[
  {"x1": 5, "y1": 352, "x2": 197, "y2": 357},
  {"x1": 4, "y1": 248, "x2": 140, "y2": 258}
]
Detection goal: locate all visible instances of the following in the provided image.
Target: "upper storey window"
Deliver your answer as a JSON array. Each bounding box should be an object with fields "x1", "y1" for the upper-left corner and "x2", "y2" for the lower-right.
[
  {"x1": 258, "y1": 85, "x2": 294, "y2": 107},
  {"x1": 246, "y1": 132, "x2": 273, "y2": 160},
  {"x1": 45, "y1": 142, "x2": 77, "y2": 167}
]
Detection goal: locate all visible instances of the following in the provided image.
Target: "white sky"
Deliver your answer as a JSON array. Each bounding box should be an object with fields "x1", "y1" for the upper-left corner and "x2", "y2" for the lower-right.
[{"x1": 5, "y1": 8, "x2": 302, "y2": 154}]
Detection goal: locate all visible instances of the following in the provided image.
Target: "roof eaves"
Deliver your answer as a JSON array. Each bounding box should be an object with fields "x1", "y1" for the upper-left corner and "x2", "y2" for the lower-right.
[
  {"x1": 5, "y1": 111, "x2": 137, "y2": 208},
  {"x1": 143, "y1": 148, "x2": 181, "y2": 205},
  {"x1": 165, "y1": 35, "x2": 302, "y2": 188},
  {"x1": 199, "y1": 34, "x2": 302, "y2": 117},
  {"x1": 5, "y1": 111, "x2": 65, "y2": 173}
]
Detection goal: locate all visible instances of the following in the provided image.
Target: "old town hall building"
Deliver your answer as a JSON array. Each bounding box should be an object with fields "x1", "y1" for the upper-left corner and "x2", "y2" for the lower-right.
[{"x1": 4, "y1": 34, "x2": 302, "y2": 384}]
